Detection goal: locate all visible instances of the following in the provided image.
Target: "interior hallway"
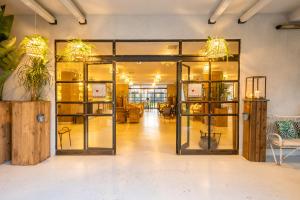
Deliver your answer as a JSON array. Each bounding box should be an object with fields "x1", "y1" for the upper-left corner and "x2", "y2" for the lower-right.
[{"x1": 117, "y1": 109, "x2": 176, "y2": 155}]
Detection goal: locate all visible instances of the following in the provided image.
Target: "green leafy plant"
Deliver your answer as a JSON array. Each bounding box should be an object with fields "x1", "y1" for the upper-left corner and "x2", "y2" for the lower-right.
[
  {"x1": 0, "y1": 5, "x2": 24, "y2": 100},
  {"x1": 18, "y1": 57, "x2": 51, "y2": 101}
]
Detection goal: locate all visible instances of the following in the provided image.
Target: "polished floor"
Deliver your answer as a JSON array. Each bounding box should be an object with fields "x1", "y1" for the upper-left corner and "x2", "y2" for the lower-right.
[{"x1": 1, "y1": 110, "x2": 300, "y2": 200}]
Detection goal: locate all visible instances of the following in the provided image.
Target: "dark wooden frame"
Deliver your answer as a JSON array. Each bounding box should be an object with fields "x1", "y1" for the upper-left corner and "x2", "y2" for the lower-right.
[{"x1": 55, "y1": 39, "x2": 241, "y2": 155}]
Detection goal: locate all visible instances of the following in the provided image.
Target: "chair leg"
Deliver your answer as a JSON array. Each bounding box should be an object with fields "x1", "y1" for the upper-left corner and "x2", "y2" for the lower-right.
[
  {"x1": 68, "y1": 132, "x2": 72, "y2": 147},
  {"x1": 279, "y1": 147, "x2": 283, "y2": 165},
  {"x1": 59, "y1": 134, "x2": 63, "y2": 150},
  {"x1": 270, "y1": 143, "x2": 278, "y2": 164}
]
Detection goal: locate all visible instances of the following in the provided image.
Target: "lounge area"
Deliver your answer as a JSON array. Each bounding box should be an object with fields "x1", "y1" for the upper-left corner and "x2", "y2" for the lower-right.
[{"x1": 0, "y1": 0, "x2": 300, "y2": 199}]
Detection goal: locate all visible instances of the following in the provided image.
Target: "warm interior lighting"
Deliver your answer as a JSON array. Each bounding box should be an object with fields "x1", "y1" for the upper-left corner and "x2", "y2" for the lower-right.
[
  {"x1": 21, "y1": 34, "x2": 48, "y2": 60},
  {"x1": 203, "y1": 64, "x2": 209, "y2": 74},
  {"x1": 62, "y1": 39, "x2": 93, "y2": 61},
  {"x1": 129, "y1": 81, "x2": 133, "y2": 86},
  {"x1": 204, "y1": 37, "x2": 229, "y2": 59}
]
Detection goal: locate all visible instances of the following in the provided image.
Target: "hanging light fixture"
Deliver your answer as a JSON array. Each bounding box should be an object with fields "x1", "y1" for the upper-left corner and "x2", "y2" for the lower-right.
[
  {"x1": 21, "y1": 14, "x2": 49, "y2": 60},
  {"x1": 204, "y1": 36, "x2": 229, "y2": 60},
  {"x1": 21, "y1": 34, "x2": 48, "y2": 60},
  {"x1": 62, "y1": 39, "x2": 93, "y2": 61}
]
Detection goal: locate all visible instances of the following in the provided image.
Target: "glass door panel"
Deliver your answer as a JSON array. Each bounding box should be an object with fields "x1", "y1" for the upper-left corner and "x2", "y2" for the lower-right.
[
  {"x1": 178, "y1": 61, "x2": 239, "y2": 154},
  {"x1": 86, "y1": 63, "x2": 116, "y2": 151}
]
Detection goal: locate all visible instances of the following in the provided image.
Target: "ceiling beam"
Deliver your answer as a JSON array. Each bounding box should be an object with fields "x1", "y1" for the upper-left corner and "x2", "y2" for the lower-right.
[
  {"x1": 20, "y1": 0, "x2": 57, "y2": 24},
  {"x1": 208, "y1": 0, "x2": 232, "y2": 24},
  {"x1": 59, "y1": 0, "x2": 86, "y2": 24},
  {"x1": 288, "y1": 7, "x2": 300, "y2": 22},
  {"x1": 238, "y1": 0, "x2": 272, "y2": 24}
]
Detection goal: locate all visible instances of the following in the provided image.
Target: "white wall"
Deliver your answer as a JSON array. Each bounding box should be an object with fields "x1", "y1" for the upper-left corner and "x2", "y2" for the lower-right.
[{"x1": 4, "y1": 14, "x2": 300, "y2": 155}]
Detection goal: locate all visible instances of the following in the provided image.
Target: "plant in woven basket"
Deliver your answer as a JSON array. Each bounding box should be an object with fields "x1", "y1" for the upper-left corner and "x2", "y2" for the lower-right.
[{"x1": 18, "y1": 57, "x2": 51, "y2": 101}]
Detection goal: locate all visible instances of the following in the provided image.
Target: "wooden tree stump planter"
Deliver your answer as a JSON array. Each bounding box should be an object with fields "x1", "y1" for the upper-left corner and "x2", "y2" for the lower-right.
[
  {"x1": 11, "y1": 101, "x2": 50, "y2": 165},
  {"x1": 0, "y1": 102, "x2": 12, "y2": 164}
]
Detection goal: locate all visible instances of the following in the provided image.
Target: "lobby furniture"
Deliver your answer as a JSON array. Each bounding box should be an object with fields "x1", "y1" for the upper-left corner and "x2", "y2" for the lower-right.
[
  {"x1": 267, "y1": 115, "x2": 300, "y2": 165},
  {"x1": 128, "y1": 108, "x2": 140, "y2": 123},
  {"x1": 116, "y1": 107, "x2": 127, "y2": 123},
  {"x1": 11, "y1": 101, "x2": 50, "y2": 165},
  {"x1": 163, "y1": 107, "x2": 173, "y2": 119},
  {"x1": 0, "y1": 102, "x2": 12, "y2": 164},
  {"x1": 243, "y1": 99, "x2": 268, "y2": 162},
  {"x1": 58, "y1": 127, "x2": 72, "y2": 150},
  {"x1": 199, "y1": 130, "x2": 221, "y2": 150}
]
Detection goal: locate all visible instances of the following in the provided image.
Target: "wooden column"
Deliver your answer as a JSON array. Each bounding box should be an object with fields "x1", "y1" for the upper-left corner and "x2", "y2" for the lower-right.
[
  {"x1": 11, "y1": 101, "x2": 50, "y2": 165},
  {"x1": 243, "y1": 99, "x2": 268, "y2": 162},
  {"x1": 0, "y1": 102, "x2": 12, "y2": 164}
]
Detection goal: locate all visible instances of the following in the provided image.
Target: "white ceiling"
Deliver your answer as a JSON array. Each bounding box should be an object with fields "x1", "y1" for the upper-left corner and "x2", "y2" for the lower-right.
[{"x1": 1, "y1": 0, "x2": 299, "y2": 15}]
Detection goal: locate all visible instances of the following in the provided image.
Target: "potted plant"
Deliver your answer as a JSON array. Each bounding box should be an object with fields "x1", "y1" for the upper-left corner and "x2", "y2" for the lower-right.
[
  {"x1": 0, "y1": 5, "x2": 24, "y2": 164},
  {"x1": 11, "y1": 36, "x2": 51, "y2": 165}
]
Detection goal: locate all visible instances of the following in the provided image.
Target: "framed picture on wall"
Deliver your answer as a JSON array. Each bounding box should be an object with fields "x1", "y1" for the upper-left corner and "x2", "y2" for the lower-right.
[
  {"x1": 188, "y1": 83, "x2": 203, "y2": 97},
  {"x1": 92, "y1": 84, "x2": 106, "y2": 97}
]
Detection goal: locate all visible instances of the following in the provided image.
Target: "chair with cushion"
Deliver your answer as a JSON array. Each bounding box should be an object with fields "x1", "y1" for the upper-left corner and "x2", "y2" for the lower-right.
[{"x1": 267, "y1": 115, "x2": 300, "y2": 165}]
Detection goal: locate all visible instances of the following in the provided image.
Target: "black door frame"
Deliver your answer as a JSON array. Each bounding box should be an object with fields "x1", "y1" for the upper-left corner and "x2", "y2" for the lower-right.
[{"x1": 55, "y1": 39, "x2": 240, "y2": 155}]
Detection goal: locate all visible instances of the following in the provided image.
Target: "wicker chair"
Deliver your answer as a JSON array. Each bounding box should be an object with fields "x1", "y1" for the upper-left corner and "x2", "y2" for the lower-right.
[
  {"x1": 116, "y1": 107, "x2": 127, "y2": 123},
  {"x1": 128, "y1": 108, "x2": 140, "y2": 123},
  {"x1": 267, "y1": 115, "x2": 300, "y2": 165}
]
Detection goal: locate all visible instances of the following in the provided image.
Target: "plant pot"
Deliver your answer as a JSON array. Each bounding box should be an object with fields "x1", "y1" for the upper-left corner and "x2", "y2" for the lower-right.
[
  {"x1": 11, "y1": 101, "x2": 50, "y2": 165},
  {"x1": 0, "y1": 101, "x2": 12, "y2": 164}
]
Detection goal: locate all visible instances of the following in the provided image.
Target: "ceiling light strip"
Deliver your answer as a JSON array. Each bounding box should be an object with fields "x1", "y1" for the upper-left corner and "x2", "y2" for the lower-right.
[
  {"x1": 20, "y1": 0, "x2": 57, "y2": 24},
  {"x1": 59, "y1": 0, "x2": 86, "y2": 24},
  {"x1": 209, "y1": 0, "x2": 232, "y2": 24},
  {"x1": 238, "y1": 0, "x2": 272, "y2": 24}
]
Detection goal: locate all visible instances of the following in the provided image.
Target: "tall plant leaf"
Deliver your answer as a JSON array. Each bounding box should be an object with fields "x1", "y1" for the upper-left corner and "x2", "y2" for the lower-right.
[{"x1": 0, "y1": 5, "x2": 14, "y2": 41}]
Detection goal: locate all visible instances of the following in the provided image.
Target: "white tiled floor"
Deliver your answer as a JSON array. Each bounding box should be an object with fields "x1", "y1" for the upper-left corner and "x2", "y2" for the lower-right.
[{"x1": 1, "y1": 110, "x2": 300, "y2": 200}]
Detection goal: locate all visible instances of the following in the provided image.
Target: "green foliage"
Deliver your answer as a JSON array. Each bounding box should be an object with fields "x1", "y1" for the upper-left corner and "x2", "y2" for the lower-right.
[
  {"x1": 18, "y1": 57, "x2": 51, "y2": 101},
  {"x1": 0, "y1": 6, "x2": 24, "y2": 100},
  {"x1": 0, "y1": 5, "x2": 14, "y2": 41}
]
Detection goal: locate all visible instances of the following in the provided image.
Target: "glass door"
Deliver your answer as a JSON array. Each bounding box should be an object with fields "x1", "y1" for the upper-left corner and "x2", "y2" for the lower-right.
[
  {"x1": 177, "y1": 61, "x2": 239, "y2": 154},
  {"x1": 86, "y1": 63, "x2": 116, "y2": 153}
]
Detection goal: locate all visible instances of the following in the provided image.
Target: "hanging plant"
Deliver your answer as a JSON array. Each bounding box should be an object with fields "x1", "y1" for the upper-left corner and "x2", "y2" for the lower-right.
[
  {"x1": 20, "y1": 34, "x2": 49, "y2": 61},
  {"x1": 61, "y1": 39, "x2": 93, "y2": 62},
  {"x1": 204, "y1": 36, "x2": 230, "y2": 60}
]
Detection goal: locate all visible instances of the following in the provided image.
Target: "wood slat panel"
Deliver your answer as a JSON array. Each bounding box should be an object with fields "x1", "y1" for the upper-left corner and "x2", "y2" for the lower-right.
[
  {"x1": 0, "y1": 102, "x2": 12, "y2": 164},
  {"x1": 12, "y1": 101, "x2": 50, "y2": 165},
  {"x1": 243, "y1": 100, "x2": 268, "y2": 162}
]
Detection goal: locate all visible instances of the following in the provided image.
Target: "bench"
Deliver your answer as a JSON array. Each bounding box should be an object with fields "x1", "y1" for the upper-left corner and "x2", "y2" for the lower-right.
[{"x1": 267, "y1": 115, "x2": 300, "y2": 165}]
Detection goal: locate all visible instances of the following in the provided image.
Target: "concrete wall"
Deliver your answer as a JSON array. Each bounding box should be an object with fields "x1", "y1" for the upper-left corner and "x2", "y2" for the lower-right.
[{"x1": 4, "y1": 14, "x2": 300, "y2": 155}]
